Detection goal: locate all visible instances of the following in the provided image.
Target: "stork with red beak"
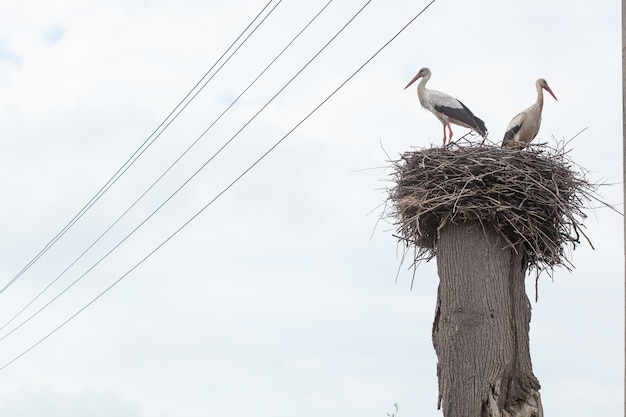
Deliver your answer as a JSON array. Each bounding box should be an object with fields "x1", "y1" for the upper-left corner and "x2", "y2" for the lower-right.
[
  {"x1": 501, "y1": 78, "x2": 557, "y2": 148},
  {"x1": 404, "y1": 67, "x2": 488, "y2": 146}
]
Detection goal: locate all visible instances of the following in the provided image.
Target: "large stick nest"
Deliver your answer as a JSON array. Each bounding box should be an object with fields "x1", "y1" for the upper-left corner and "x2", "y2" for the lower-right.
[{"x1": 388, "y1": 142, "x2": 596, "y2": 272}]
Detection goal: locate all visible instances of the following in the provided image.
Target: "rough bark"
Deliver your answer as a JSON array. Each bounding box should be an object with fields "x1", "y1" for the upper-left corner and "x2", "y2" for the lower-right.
[{"x1": 432, "y1": 222, "x2": 542, "y2": 417}]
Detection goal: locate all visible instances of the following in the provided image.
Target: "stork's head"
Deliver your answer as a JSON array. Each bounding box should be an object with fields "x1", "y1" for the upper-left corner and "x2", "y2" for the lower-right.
[
  {"x1": 404, "y1": 67, "x2": 431, "y2": 90},
  {"x1": 538, "y1": 78, "x2": 558, "y2": 101}
]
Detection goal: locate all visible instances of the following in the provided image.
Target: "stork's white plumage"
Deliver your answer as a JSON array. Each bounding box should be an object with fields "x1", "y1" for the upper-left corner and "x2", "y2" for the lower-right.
[
  {"x1": 501, "y1": 78, "x2": 557, "y2": 148},
  {"x1": 404, "y1": 67, "x2": 487, "y2": 146}
]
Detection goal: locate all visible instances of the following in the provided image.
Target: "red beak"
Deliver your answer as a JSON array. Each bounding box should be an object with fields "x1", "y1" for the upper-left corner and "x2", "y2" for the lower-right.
[
  {"x1": 544, "y1": 85, "x2": 558, "y2": 101},
  {"x1": 404, "y1": 73, "x2": 422, "y2": 90}
]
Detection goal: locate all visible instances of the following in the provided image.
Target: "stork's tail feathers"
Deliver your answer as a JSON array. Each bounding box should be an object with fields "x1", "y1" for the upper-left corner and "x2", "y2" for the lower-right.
[
  {"x1": 453, "y1": 100, "x2": 487, "y2": 138},
  {"x1": 473, "y1": 115, "x2": 488, "y2": 138}
]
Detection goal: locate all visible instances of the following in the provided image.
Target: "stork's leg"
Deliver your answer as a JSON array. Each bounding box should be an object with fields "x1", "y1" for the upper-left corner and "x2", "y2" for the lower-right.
[
  {"x1": 442, "y1": 124, "x2": 447, "y2": 147},
  {"x1": 447, "y1": 124, "x2": 454, "y2": 142}
]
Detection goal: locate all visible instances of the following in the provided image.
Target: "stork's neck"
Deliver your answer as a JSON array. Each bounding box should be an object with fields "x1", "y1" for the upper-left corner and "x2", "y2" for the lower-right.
[
  {"x1": 416, "y1": 72, "x2": 431, "y2": 106},
  {"x1": 535, "y1": 81, "x2": 545, "y2": 109}
]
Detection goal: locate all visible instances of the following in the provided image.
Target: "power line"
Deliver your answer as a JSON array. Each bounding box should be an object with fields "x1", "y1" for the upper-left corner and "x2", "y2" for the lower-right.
[
  {"x1": 0, "y1": 0, "x2": 437, "y2": 372},
  {"x1": 0, "y1": 0, "x2": 333, "y2": 335},
  {"x1": 0, "y1": 0, "x2": 365, "y2": 345},
  {"x1": 0, "y1": 0, "x2": 282, "y2": 296}
]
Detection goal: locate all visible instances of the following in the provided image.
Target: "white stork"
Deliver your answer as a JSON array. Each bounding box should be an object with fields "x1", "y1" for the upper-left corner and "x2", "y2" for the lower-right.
[
  {"x1": 501, "y1": 78, "x2": 557, "y2": 148},
  {"x1": 404, "y1": 67, "x2": 488, "y2": 146}
]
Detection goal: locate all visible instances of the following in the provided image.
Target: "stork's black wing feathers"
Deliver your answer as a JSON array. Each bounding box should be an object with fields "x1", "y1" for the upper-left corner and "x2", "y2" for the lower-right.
[
  {"x1": 501, "y1": 122, "x2": 523, "y2": 148},
  {"x1": 434, "y1": 101, "x2": 488, "y2": 137}
]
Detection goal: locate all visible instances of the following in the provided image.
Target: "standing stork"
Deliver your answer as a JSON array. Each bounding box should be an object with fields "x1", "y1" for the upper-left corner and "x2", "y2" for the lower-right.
[
  {"x1": 404, "y1": 67, "x2": 487, "y2": 146},
  {"x1": 501, "y1": 78, "x2": 558, "y2": 148}
]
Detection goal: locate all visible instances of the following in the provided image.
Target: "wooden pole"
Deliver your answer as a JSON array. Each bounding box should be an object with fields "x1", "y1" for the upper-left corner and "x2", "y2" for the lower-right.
[
  {"x1": 622, "y1": 1, "x2": 626, "y2": 415},
  {"x1": 434, "y1": 222, "x2": 542, "y2": 417}
]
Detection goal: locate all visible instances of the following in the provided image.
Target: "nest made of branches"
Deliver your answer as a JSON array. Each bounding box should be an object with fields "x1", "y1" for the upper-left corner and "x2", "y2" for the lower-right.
[{"x1": 387, "y1": 142, "x2": 597, "y2": 273}]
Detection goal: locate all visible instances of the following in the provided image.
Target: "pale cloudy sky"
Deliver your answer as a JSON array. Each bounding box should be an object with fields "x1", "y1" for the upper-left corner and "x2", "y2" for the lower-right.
[{"x1": 0, "y1": 0, "x2": 622, "y2": 416}]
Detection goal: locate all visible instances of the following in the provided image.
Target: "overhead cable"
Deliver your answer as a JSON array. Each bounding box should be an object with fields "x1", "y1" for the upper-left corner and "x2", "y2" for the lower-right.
[
  {"x1": 0, "y1": 0, "x2": 364, "y2": 345},
  {"x1": 0, "y1": 0, "x2": 437, "y2": 372},
  {"x1": 0, "y1": 0, "x2": 332, "y2": 335},
  {"x1": 0, "y1": 0, "x2": 282, "y2": 296}
]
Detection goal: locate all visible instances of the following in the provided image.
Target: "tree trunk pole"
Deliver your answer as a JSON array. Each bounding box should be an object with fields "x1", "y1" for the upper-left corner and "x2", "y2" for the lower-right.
[
  {"x1": 433, "y1": 222, "x2": 542, "y2": 417},
  {"x1": 622, "y1": 0, "x2": 626, "y2": 416}
]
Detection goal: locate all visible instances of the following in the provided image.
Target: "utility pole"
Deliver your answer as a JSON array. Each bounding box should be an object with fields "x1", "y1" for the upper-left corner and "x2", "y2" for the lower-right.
[{"x1": 622, "y1": 0, "x2": 626, "y2": 415}]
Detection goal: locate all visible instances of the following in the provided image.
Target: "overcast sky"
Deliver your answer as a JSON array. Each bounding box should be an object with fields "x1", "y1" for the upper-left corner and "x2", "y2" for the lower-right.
[{"x1": 0, "y1": 0, "x2": 622, "y2": 416}]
